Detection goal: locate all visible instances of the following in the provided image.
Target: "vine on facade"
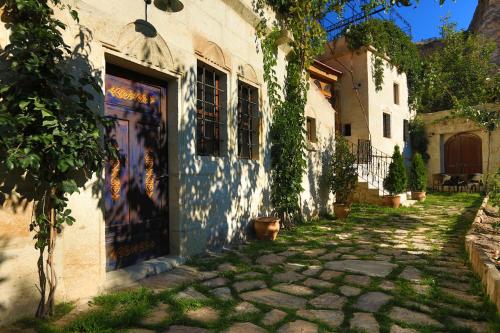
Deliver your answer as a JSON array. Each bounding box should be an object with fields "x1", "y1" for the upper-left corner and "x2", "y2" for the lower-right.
[
  {"x1": 343, "y1": 19, "x2": 421, "y2": 107},
  {"x1": 252, "y1": 1, "x2": 418, "y2": 225}
]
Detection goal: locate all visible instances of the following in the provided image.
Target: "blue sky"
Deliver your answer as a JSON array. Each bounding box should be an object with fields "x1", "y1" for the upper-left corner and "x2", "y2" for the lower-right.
[
  {"x1": 397, "y1": 0, "x2": 477, "y2": 41},
  {"x1": 324, "y1": 0, "x2": 477, "y2": 42}
]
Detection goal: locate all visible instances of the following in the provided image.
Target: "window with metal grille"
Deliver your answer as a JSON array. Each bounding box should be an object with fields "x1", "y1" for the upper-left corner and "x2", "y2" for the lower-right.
[
  {"x1": 383, "y1": 113, "x2": 391, "y2": 138},
  {"x1": 343, "y1": 123, "x2": 351, "y2": 136},
  {"x1": 237, "y1": 81, "x2": 259, "y2": 159},
  {"x1": 403, "y1": 119, "x2": 409, "y2": 142},
  {"x1": 196, "y1": 63, "x2": 225, "y2": 156},
  {"x1": 306, "y1": 117, "x2": 317, "y2": 143}
]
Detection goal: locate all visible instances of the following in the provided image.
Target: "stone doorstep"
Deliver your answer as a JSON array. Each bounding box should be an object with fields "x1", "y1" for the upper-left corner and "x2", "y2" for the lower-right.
[
  {"x1": 465, "y1": 196, "x2": 500, "y2": 313},
  {"x1": 105, "y1": 255, "x2": 186, "y2": 290}
]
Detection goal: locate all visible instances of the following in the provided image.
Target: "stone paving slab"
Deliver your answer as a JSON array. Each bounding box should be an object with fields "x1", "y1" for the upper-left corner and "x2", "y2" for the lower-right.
[
  {"x1": 22, "y1": 194, "x2": 500, "y2": 333},
  {"x1": 350, "y1": 312, "x2": 380, "y2": 333},
  {"x1": 388, "y1": 306, "x2": 444, "y2": 328},
  {"x1": 223, "y1": 322, "x2": 266, "y2": 333},
  {"x1": 354, "y1": 291, "x2": 393, "y2": 312},
  {"x1": 325, "y1": 260, "x2": 397, "y2": 277},
  {"x1": 277, "y1": 320, "x2": 318, "y2": 333},
  {"x1": 262, "y1": 309, "x2": 287, "y2": 326},
  {"x1": 296, "y1": 309, "x2": 344, "y2": 328},
  {"x1": 240, "y1": 288, "x2": 308, "y2": 309}
]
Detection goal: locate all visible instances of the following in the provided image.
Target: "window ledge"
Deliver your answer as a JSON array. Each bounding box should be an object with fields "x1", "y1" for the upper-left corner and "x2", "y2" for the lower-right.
[{"x1": 306, "y1": 141, "x2": 318, "y2": 152}]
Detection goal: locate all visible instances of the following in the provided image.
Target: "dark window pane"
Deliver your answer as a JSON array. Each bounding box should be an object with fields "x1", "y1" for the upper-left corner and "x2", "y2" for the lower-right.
[
  {"x1": 196, "y1": 63, "x2": 224, "y2": 156},
  {"x1": 237, "y1": 81, "x2": 259, "y2": 159}
]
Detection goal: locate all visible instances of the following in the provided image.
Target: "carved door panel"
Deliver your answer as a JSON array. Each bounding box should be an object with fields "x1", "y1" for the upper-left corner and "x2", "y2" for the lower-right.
[{"x1": 104, "y1": 70, "x2": 168, "y2": 271}]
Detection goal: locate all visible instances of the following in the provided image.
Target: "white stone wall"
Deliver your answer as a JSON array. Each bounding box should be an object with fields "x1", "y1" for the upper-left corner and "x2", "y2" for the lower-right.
[
  {"x1": 320, "y1": 38, "x2": 413, "y2": 159},
  {"x1": 302, "y1": 81, "x2": 337, "y2": 218},
  {"x1": 365, "y1": 48, "x2": 413, "y2": 160},
  {"x1": 0, "y1": 0, "x2": 336, "y2": 324}
]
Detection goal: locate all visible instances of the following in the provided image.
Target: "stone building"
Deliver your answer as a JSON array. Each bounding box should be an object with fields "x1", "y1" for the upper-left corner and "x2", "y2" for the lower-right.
[
  {"x1": 0, "y1": 0, "x2": 338, "y2": 324},
  {"x1": 319, "y1": 37, "x2": 414, "y2": 205},
  {"x1": 421, "y1": 108, "x2": 500, "y2": 188}
]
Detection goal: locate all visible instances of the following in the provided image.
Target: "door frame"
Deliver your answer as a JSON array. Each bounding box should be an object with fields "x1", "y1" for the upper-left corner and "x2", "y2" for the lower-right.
[
  {"x1": 104, "y1": 63, "x2": 170, "y2": 271},
  {"x1": 102, "y1": 53, "x2": 183, "y2": 276},
  {"x1": 444, "y1": 132, "x2": 483, "y2": 174}
]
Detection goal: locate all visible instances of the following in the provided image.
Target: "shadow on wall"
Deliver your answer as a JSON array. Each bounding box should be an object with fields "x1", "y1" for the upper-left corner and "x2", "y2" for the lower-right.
[
  {"x1": 99, "y1": 19, "x2": 273, "y2": 270},
  {"x1": 0, "y1": 236, "x2": 8, "y2": 312},
  {"x1": 176, "y1": 60, "x2": 269, "y2": 254},
  {"x1": 305, "y1": 134, "x2": 335, "y2": 218},
  {"x1": 0, "y1": 15, "x2": 105, "y2": 322}
]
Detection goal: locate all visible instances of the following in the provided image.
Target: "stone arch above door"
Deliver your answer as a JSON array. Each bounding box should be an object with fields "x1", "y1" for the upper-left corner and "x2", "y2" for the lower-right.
[
  {"x1": 194, "y1": 35, "x2": 231, "y2": 71},
  {"x1": 117, "y1": 20, "x2": 174, "y2": 71},
  {"x1": 444, "y1": 132, "x2": 482, "y2": 174}
]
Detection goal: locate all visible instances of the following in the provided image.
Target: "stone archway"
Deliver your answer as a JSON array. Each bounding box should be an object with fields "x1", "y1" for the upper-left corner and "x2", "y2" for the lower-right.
[
  {"x1": 444, "y1": 132, "x2": 482, "y2": 174},
  {"x1": 117, "y1": 20, "x2": 175, "y2": 70}
]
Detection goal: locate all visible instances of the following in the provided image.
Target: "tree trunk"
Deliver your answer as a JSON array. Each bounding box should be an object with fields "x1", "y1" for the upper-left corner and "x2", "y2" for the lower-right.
[
  {"x1": 486, "y1": 131, "x2": 492, "y2": 192},
  {"x1": 35, "y1": 188, "x2": 58, "y2": 318}
]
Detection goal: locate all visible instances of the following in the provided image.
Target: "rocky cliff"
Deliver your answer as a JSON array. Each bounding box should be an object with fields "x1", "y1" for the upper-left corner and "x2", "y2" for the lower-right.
[{"x1": 469, "y1": 0, "x2": 500, "y2": 65}]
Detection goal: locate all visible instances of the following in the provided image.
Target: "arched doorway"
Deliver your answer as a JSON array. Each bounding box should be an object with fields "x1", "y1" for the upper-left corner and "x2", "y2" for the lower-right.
[{"x1": 444, "y1": 133, "x2": 482, "y2": 174}]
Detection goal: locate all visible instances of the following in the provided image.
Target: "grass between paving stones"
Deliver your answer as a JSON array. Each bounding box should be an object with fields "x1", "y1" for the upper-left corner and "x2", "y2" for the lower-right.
[{"x1": 15, "y1": 192, "x2": 500, "y2": 332}]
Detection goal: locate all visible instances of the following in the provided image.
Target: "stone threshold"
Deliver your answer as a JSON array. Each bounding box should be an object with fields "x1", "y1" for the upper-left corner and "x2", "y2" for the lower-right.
[
  {"x1": 105, "y1": 255, "x2": 187, "y2": 291},
  {"x1": 465, "y1": 196, "x2": 500, "y2": 312}
]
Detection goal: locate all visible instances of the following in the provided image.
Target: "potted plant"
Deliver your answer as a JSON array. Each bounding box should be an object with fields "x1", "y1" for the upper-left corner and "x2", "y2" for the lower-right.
[
  {"x1": 253, "y1": 217, "x2": 281, "y2": 240},
  {"x1": 329, "y1": 136, "x2": 358, "y2": 219},
  {"x1": 409, "y1": 152, "x2": 427, "y2": 201},
  {"x1": 383, "y1": 145, "x2": 408, "y2": 208}
]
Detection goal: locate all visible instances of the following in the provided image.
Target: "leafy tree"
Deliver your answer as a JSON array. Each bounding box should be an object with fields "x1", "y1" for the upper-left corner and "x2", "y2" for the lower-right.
[
  {"x1": 409, "y1": 118, "x2": 429, "y2": 163},
  {"x1": 329, "y1": 136, "x2": 358, "y2": 204},
  {"x1": 384, "y1": 145, "x2": 407, "y2": 195},
  {"x1": 489, "y1": 168, "x2": 500, "y2": 208},
  {"x1": 409, "y1": 152, "x2": 427, "y2": 192},
  {"x1": 417, "y1": 21, "x2": 499, "y2": 113},
  {"x1": 0, "y1": 0, "x2": 114, "y2": 317}
]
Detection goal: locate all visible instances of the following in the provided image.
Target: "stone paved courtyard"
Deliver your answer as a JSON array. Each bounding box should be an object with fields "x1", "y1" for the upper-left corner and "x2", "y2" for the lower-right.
[{"x1": 18, "y1": 193, "x2": 500, "y2": 332}]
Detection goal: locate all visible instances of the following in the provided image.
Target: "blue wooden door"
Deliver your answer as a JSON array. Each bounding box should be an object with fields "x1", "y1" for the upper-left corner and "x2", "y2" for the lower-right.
[{"x1": 104, "y1": 69, "x2": 168, "y2": 271}]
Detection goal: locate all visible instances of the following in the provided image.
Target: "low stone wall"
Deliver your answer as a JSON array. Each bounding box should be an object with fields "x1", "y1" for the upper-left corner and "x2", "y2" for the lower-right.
[{"x1": 465, "y1": 196, "x2": 500, "y2": 312}]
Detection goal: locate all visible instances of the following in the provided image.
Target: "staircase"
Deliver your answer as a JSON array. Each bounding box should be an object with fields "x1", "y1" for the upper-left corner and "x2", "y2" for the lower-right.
[{"x1": 348, "y1": 139, "x2": 411, "y2": 206}]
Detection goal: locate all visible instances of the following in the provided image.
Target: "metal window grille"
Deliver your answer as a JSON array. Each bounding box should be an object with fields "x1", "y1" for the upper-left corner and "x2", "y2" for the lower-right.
[
  {"x1": 237, "y1": 82, "x2": 259, "y2": 159},
  {"x1": 196, "y1": 64, "x2": 224, "y2": 156}
]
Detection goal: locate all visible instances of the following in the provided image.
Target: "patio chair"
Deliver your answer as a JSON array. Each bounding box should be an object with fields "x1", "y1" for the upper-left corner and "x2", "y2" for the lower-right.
[
  {"x1": 466, "y1": 173, "x2": 483, "y2": 193},
  {"x1": 432, "y1": 174, "x2": 450, "y2": 191},
  {"x1": 443, "y1": 175, "x2": 464, "y2": 192}
]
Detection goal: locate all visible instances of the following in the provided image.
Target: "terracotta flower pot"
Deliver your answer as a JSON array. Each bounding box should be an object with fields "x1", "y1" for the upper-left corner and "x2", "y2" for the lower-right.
[
  {"x1": 334, "y1": 203, "x2": 351, "y2": 220},
  {"x1": 411, "y1": 191, "x2": 426, "y2": 202},
  {"x1": 253, "y1": 217, "x2": 280, "y2": 241},
  {"x1": 385, "y1": 195, "x2": 401, "y2": 208}
]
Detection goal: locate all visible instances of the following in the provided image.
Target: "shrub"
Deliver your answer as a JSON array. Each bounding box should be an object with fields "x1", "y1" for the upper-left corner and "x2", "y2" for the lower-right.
[
  {"x1": 329, "y1": 136, "x2": 358, "y2": 204},
  {"x1": 489, "y1": 168, "x2": 500, "y2": 208},
  {"x1": 409, "y1": 153, "x2": 427, "y2": 192},
  {"x1": 384, "y1": 145, "x2": 408, "y2": 195},
  {"x1": 409, "y1": 118, "x2": 429, "y2": 163}
]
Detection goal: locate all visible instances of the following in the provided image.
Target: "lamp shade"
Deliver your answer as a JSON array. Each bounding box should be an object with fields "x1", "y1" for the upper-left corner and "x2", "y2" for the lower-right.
[{"x1": 153, "y1": 0, "x2": 184, "y2": 12}]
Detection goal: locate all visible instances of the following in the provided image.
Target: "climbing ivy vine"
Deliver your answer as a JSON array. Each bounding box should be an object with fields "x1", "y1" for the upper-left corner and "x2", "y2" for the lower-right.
[
  {"x1": 252, "y1": 1, "x2": 429, "y2": 225},
  {"x1": 344, "y1": 19, "x2": 421, "y2": 106}
]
